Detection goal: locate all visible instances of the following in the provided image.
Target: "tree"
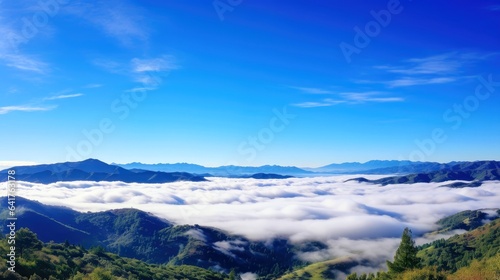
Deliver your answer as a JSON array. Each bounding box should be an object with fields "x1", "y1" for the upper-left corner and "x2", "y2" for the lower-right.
[
  {"x1": 89, "y1": 268, "x2": 114, "y2": 280},
  {"x1": 16, "y1": 228, "x2": 42, "y2": 258},
  {"x1": 387, "y1": 228, "x2": 421, "y2": 274},
  {"x1": 399, "y1": 267, "x2": 447, "y2": 280},
  {"x1": 29, "y1": 274, "x2": 43, "y2": 280},
  {"x1": 89, "y1": 245, "x2": 106, "y2": 256},
  {"x1": 228, "y1": 269, "x2": 237, "y2": 280},
  {"x1": 347, "y1": 273, "x2": 360, "y2": 280}
]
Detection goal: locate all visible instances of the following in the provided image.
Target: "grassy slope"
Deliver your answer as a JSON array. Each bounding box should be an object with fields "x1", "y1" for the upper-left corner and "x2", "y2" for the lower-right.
[{"x1": 278, "y1": 257, "x2": 359, "y2": 280}]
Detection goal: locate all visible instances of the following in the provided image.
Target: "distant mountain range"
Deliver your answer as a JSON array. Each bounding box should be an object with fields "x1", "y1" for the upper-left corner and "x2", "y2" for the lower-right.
[
  {"x1": 308, "y1": 160, "x2": 422, "y2": 173},
  {"x1": 117, "y1": 160, "x2": 465, "y2": 175},
  {"x1": 0, "y1": 159, "x2": 206, "y2": 184},
  {"x1": 0, "y1": 197, "x2": 303, "y2": 277},
  {"x1": 347, "y1": 161, "x2": 500, "y2": 186},
  {"x1": 3, "y1": 159, "x2": 500, "y2": 184},
  {"x1": 116, "y1": 162, "x2": 312, "y2": 176}
]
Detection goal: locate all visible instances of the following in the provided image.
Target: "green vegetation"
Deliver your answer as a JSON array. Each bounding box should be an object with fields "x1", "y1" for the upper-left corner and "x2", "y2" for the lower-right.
[
  {"x1": 278, "y1": 257, "x2": 359, "y2": 280},
  {"x1": 418, "y1": 219, "x2": 500, "y2": 272},
  {"x1": 284, "y1": 215, "x2": 499, "y2": 280},
  {"x1": 448, "y1": 253, "x2": 500, "y2": 280},
  {"x1": 347, "y1": 227, "x2": 424, "y2": 280},
  {"x1": 0, "y1": 198, "x2": 303, "y2": 278},
  {"x1": 435, "y1": 210, "x2": 487, "y2": 232},
  {"x1": 346, "y1": 218, "x2": 500, "y2": 280},
  {"x1": 0, "y1": 228, "x2": 227, "y2": 280},
  {"x1": 2, "y1": 200, "x2": 499, "y2": 280},
  {"x1": 386, "y1": 228, "x2": 421, "y2": 274}
]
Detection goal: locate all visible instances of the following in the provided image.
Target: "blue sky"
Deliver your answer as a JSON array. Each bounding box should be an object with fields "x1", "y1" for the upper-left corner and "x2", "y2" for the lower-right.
[{"x1": 1, "y1": 0, "x2": 500, "y2": 168}]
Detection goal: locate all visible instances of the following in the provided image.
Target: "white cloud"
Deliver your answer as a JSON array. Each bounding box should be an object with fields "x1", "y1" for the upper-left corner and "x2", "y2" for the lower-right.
[
  {"x1": 131, "y1": 56, "x2": 178, "y2": 73},
  {"x1": 240, "y1": 272, "x2": 258, "y2": 280},
  {"x1": 0, "y1": 54, "x2": 48, "y2": 73},
  {"x1": 125, "y1": 87, "x2": 156, "y2": 93},
  {"x1": 213, "y1": 240, "x2": 245, "y2": 258},
  {"x1": 92, "y1": 55, "x2": 177, "y2": 88},
  {"x1": 292, "y1": 100, "x2": 343, "y2": 108},
  {"x1": 291, "y1": 87, "x2": 334, "y2": 94},
  {"x1": 65, "y1": 0, "x2": 148, "y2": 45},
  {"x1": 369, "y1": 52, "x2": 494, "y2": 88},
  {"x1": 341, "y1": 92, "x2": 404, "y2": 103},
  {"x1": 386, "y1": 77, "x2": 457, "y2": 88},
  {"x1": 185, "y1": 229, "x2": 207, "y2": 242},
  {"x1": 0, "y1": 3, "x2": 50, "y2": 73},
  {"x1": 44, "y1": 93, "x2": 84, "y2": 100},
  {"x1": 377, "y1": 53, "x2": 462, "y2": 75},
  {"x1": 292, "y1": 92, "x2": 403, "y2": 108},
  {"x1": 0, "y1": 105, "x2": 56, "y2": 115},
  {"x1": 13, "y1": 177, "x2": 500, "y2": 274},
  {"x1": 84, "y1": 84, "x2": 103, "y2": 89}
]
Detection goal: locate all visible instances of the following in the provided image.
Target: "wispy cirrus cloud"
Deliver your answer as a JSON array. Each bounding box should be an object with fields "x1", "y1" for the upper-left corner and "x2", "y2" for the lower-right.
[
  {"x1": 0, "y1": 105, "x2": 57, "y2": 115},
  {"x1": 369, "y1": 52, "x2": 492, "y2": 87},
  {"x1": 289, "y1": 86, "x2": 334, "y2": 94},
  {"x1": 292, "y1": 90, "x2": 403, "y2": 108},
  {"x1": 93, "y1": 55, "x2": 178, "y2": 89},
  {"x1": 1, "y1": 89, "x2": 83, "y2": 115},
  {"x1": 44, "y1": 93, "x2": 84, "y2": 101},
  {"x1": 131, "y1": 56, "x2": 178, "y2": 73},
  {"x1": 0, "y1": 3, "x2": 50, "y2": 74},
  {"x1": 374, "y1": 53, "x2": 463, "y2": 76},
  {"x1": 126, "y1": 87, "x2": 156, "y2": 93},
  {"x1": 293, "y1": 100, "x2": 344, "y2": 108},
  {"x1": 385, "y1": 77, "x2": 457, "y2": 88},
  {"x1": 0, "y1": 53, "x2": 48, "y2": 73},
  {"x1": 84, "y1": 84, "x2": 103, "y2": 89},
  {"x1": 343, "y1": 92, "x2": 404, "y2": 103},
  {"x1": 132, "y1": 56, "x2": 178, "y2": 88},
  {"x1": 65, "y1": 0, "x2": 149, "y2": 45}
]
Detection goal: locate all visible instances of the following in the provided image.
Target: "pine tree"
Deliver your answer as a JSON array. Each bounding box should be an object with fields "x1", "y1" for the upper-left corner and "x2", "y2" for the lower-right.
[{"x1": 387, "y1": 227, "x2": 421, "y2": 274}]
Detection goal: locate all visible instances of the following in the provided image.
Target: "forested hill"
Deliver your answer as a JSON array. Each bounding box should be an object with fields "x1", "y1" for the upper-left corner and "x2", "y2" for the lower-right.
[
  {"x1": 347, "y1": 160, "x2": 500, "y2": 186},
  {"x1": 0, "y1": 197, "x2": 303, "y2": 279},
  {"x1": 0, "y1": 230, "x2": 227, "y2": 280}
]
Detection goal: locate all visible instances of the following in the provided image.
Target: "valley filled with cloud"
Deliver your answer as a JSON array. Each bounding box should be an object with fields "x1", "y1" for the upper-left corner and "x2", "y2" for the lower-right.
[{"x1": 15, "y1": 176, "x2": 500, "y2": 272}]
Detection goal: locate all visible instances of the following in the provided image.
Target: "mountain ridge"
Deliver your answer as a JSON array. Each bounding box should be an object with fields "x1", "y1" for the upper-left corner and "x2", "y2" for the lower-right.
[
  {"x1": 0, "y1": 159, "x2": 207, "y2": 184},
  {"x1": 0, "y1": 197, "x2": 304, "y2": 277},
  {"x1": 346, "y1": 160, "x2": 500, "y2": 186}
]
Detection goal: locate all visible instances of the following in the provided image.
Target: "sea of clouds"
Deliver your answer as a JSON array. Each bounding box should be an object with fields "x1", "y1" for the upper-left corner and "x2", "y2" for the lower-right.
[{"x1": 14, "y1": 175, "x2": 500, "y2": 274}]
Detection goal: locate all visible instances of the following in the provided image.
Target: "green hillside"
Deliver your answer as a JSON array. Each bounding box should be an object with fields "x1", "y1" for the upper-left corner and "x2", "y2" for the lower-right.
[
  {"x1": 278, "y1": 257, "x2": 359, "y2": 280},
  {"x1": 418, "y1": 217, "x2": 500, "y2": 272},
  {"x1": 282, "y1": 211, "x2": 500, "y2": 280},
  {"x1": 0, "y1": 228, "x2": 227, "y2": 280},
  {"x1": 434, "y1": 209, "x2": 498, "y2": 233},
  {"x1": 0, "y1": 197, "x2": 303, "y2": 278}
]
